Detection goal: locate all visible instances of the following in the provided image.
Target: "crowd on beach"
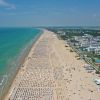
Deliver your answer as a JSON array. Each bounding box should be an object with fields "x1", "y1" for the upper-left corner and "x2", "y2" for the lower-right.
[{"x1": 5, "y1": 30, "x2": 100, "y2": 100}]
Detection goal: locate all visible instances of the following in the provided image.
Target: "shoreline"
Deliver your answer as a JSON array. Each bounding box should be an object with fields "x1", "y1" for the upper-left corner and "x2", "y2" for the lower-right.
[
  {"x1": 4, "y1": 30, "x2": 100, "y2": 100},
  {"x1": 1, "y1": 29, "x2": 43, "y2": 100}
]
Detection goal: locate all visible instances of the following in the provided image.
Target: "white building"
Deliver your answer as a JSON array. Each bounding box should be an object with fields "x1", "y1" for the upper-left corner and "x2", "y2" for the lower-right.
[
  {"x1": 95, "y1": 48, "x2": 100, "y2": 55},
  {"x1": 86, "y1": 46, "x2": 96, "y2": 52},
  {"x1": 86, "y1": 46, "x2": 100, "y2": 55}
]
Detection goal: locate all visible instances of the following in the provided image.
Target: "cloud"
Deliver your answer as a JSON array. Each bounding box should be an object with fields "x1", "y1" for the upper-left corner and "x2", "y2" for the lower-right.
[
  {"x1": 69, "y1": 8, "x2": 79, "y2": 14},
  {"x1": 93, "y1": 14, "x2": 97, "y2": 18},
  {"x1": 0, "y1": 11, "x2": 37, "y2": 16},
  {"x1": 0, "y1": 0, "x2": 15, "y2": 9}
]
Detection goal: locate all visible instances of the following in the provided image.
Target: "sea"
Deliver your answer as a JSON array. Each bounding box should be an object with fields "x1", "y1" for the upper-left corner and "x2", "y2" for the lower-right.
[{"x1": 0, "y1": 27, "x2": 42, "y2": 98}]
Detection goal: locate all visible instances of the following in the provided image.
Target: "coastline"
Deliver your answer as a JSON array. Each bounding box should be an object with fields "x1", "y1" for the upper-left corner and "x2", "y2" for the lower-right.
[
  {"x1": 1, "y1": 29, "x2": 43, "y2": 100},
  {"x1": 4, "y1": 30, "x2": 100, "y2": 100}
]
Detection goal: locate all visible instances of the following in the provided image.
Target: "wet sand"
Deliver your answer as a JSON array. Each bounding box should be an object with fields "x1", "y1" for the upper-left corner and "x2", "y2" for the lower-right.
[{"x1": 5, "y1": 30, "x2": 100, "y2": 100}]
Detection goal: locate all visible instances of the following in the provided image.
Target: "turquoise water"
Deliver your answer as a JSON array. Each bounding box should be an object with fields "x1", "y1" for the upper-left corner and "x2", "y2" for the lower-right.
[{"x1": 0, "y1": 28, "x2": 41, "y2": 97}]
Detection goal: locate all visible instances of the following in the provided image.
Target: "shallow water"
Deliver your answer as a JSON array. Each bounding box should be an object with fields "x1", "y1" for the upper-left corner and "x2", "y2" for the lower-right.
[{"x1": 0, "y1": 27, "x2": 41, "y2": 98}]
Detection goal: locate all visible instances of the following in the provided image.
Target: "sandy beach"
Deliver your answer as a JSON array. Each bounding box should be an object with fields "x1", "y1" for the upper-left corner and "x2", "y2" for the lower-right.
[{"x1": 4, "y1": 30, "x2": 100, "y2": 100}]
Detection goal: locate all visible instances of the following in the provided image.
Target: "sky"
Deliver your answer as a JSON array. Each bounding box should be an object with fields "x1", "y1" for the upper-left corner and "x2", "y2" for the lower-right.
[{"x1": 0, "y1": 0, "x2": 100, "y2": 27}]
